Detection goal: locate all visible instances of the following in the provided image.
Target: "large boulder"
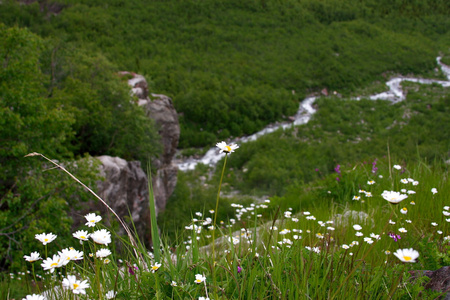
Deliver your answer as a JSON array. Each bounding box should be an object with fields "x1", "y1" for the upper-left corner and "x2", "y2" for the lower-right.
[
  {"x1": 122, "y1": 71, "x2": 180, "y2": 212},
  {"x1": 71, "y1": 73, "x2": 179, "y2": 246}
]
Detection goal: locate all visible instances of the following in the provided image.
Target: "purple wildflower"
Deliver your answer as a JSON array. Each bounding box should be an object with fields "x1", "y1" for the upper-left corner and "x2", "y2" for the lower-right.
[
  {"x1": 237, "y1": 266, "x2": 242, "y2": 273},
  {"x1": 388, "y1": 232, "x2": 401, "y2": 242},
  {"x1": 128, "y1": 265, "x2": 138, "y2": 275},
  {"x1": 372, "y1": 159, "x2": 378, "y2": 174}
]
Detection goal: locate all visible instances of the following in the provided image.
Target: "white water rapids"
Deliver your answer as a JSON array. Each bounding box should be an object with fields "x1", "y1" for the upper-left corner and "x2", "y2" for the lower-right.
[{"x1": 177, "y1": 56, "x2": 450, "y2": 171}]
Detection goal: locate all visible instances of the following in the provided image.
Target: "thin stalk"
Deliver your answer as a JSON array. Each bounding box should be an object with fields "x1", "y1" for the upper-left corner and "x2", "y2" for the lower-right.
[
  {"x1": 25, "y1": 152, "x2": 147, "y2": 269},
  {"x1": 211, "y1": 154, "x2": 228, "y2": 296},
  {"x1": 147, "y1": 163, "x2": 161, "y2": 263}
]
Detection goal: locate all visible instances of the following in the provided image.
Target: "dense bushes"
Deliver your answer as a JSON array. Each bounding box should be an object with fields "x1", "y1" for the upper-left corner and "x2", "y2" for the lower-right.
[
  {"x1": 0, "y1": 25, "x2": 160, "y2": 270},
  {"x1": 1, "y1": 0, "x2": 447, "y2": 146}
]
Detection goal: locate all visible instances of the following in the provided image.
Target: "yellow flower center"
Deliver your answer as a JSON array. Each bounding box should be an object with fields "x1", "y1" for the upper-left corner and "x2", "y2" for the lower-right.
[
  {"x1": 152, "y1": 266, "x2": 159, "y2": 270},
  {"x1": 195, "y1": 279, "x2": 201, "y2": 283},
  {"x1": 403, "y1": 256, "x2": 412, "y2": 261},
  {"x1": 73, "y1": 283, "x2": 79, "y2": 289},
  {"x1": 44, "y1": 238, "x2": 49, "y2": 242},
  {"x1": 225, "y1": 145, "x2": 231, "y2": 152},
  {"x1": 80, "y1": 236, "x2": 86, "y2": 239},
  {"x1": 50, "y1": 262, "x2": 58, "y2": 267}
]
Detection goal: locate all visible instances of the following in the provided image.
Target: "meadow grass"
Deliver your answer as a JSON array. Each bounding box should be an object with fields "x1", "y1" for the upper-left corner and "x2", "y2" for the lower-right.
[{"x1": 2, "y1": 150, "x2": 449, "y2": 299}]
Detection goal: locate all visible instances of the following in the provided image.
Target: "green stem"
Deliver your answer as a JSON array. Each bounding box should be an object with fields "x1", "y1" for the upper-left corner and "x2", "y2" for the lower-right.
[{"x1": 212, "y1": 153, "x2": 228, "y2": 296}]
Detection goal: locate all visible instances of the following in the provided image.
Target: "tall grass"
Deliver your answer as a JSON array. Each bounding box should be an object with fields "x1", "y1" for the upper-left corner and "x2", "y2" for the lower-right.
[{"x1": 2, "y1": 152, "x2": 449, "y2": 299}]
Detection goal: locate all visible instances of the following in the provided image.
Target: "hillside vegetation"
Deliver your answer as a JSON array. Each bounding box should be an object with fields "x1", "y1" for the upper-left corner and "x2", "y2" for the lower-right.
[
  {"x1": 1, "y1": 0, "x2": 449, "y2": 146},
  {"x1": 0, "y1": 0, "x2": 449, "y2": 276}
]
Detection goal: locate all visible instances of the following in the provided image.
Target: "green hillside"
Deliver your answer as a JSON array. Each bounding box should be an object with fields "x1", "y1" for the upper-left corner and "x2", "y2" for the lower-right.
[
  {"x1": 1, "y1": 0, "x2": 449, "y2": 146},
  {"x1": 0, "y1": 0, "x2": 450, "y2": 274}
]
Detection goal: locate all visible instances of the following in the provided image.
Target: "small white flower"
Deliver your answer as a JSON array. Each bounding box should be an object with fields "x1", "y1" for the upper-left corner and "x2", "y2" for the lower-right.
[
  {"x1": 216, "y1": 141, "x2": 239, "y2": 154},
  {"x1": 398, "y1": 228, "x2": 407, "y2": 233},
  {"x1": 412, "y1": 181, "x2": 419, "y2": 186},
  {"x1": 151, "y1": 262, "x2": 161, "y2": 273},
  {"x1": 367, "y1": 180, "x2": 375, "y2": 185},
  {"x1": 171, "y1": 281, "x2": 177, "y2": 286},
  {"x1": 353, "y1": 224, "x2": 362, "y2": 231},
  {"x1": 62, "y1": 275, "x2": 90, "y2": 294},
  {"x1": 59, "y1": 248, "x2": 83, "y2": 264},
  {"x1": 393, "y1": 165, "x2": 402, "y2": 170},
  {"x1": 73, "y1": 230, "x2": 90, "y2": 241},
  {"x1": 444, "y1": 206, "x2": 450, "y2": 211},
  {"x1": 194, "y1": 274, "x2": 206, "y2": 284},
  {"x1": 407, "y1": 190, "x2": 416, "y2": 194},
  {"x1": 90, "y1": 229, "x2": 111, "y2": 245},
  {"x1": 22, "y1": 295, "x2": 46, "y2": 300},
  {"x1": 400, "y1": 179, "x2": 408, "y2": 184},
  {"x1": 400, "y1": 207, "x2": 407, "y2": 215},
  {"x1": 437, "y1": 230, "x2": 443, "y2": 235},
  {"x1": 406, "y1": 220, "x2": 412, "y2": 223},
  {"x1": 370, "y1": 233, "x2": 381, "y2": 240},
  {"x1": 342, "y1": 244, "x2": 350, "y2": 249},
  {"x1": 355, "y1": 232, "x2": 363, "y2": 237},
  {"x1": 382, "y1": 191, "x2": 408, "y2": 204},
  {"x1": 431, "y1": 188, "x2": 438, "y2": 194},
  {"x1": 228, "y1": 237, "x2": 239, "y2": 245},
  {"x1": 24, "y1": 252, "x2": 41, "y2": 263},
  {"x1": 84, "y1": 213, "x2": 102, "y2": 227},
  {"x1": 35, "y1": 233, "x2": 57, "y2": 245},
  {"x1": 389, "y1": 219, "x2": 396, "y2": 224},
  {"x1": 364, "y1": 237, "x2": 374, "y2": 244},
  {"x1": 95, "y1": 248, "x2": 111, "y2": 259},
  {"x1": 393, "y1": 248, "x2": 419, "y2": 263},
  {"x1": 41, "y1": 254, "x2": 61, "y2": 273},
  {"x1": 106, "y1": 290, "x2": 117, "y2": 299},
  {"x1": 352, "y1": 196, "x2": 360, "y2": 201},
  {"x1": 431, "y1": 222, "x2": 438, "y2": 227}
]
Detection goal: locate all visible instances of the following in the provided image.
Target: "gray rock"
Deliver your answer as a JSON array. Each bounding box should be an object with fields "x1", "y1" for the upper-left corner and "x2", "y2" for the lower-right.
[
  {"x1": 410, "y1": 267, "x2": 450, "y2": 299},
  {"x1": 70, "y1": 73, "x2": 180, "y2": 246}
]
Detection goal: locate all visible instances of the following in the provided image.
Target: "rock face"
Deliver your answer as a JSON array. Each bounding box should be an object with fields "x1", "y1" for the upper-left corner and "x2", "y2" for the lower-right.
[
  {"x1": 75, "y1": 73, "x2": 179, "y2": 246},
  {"x1": 96, "y1": 156, "x2": 151, "y2": 242},
  {"x1": 121, "y1": 71, "x2": 180, "y2": 213},
  {"x1": 410, "y1": 267, "x2": 450, "y2": 299}
]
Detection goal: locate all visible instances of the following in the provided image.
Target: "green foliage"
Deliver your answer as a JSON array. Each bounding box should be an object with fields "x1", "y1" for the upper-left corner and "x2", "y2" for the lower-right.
[
  {"x1": 1, "y1": 0, "x2": 447, "y2": 146},
  {"x1": 0, "y1": 24, "x2": 161, "y2": 270},
  {"x1": 223, "y1": 83, "x2": 449, "y2": 195}
]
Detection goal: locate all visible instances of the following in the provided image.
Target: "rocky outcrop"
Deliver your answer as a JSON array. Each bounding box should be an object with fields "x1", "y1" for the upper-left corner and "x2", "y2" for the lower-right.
[
  {"x1": 96, "y1": 156, "x2": 151, "y2": 241},
  {"x1": 410, "y1": 267, "x2": 450, "y2": 299},
  {"x1": 121, "y1": 71, "x2": 180, "y2": 213},
  {"x1": 70, "y1": 73, "x2": 179, "y2": 246}
]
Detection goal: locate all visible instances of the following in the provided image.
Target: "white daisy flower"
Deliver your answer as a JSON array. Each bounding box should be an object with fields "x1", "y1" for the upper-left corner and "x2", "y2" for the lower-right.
[
  {"x1": 216, "y1": 141, "x2": 239, "y2": 154},
  {"x1": 35, "y1": 233, "x2": 57, "y2": 245},
  {"x1": 24, "y1": 252, "x2": 41, "y2": 263},
  {"x1": 393, "y1": 248, "x2": 419, "y2": 263},
  {"x1": 84, "y1": 213, "x2": 102, "y2": 227},
  {"x1": 62, "y1": 275, "x2": 90, "y2": 294},
  {"x1": 194, "y1": 274, "x2": 206, "y2": 284},
  {"x1": 382, "y1": 191, "x2": 408, "y2": 204}
]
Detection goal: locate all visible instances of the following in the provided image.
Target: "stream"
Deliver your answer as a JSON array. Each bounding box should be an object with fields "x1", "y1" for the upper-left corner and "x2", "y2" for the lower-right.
[{"x1": 177, "y1": 56, "x2": 450, "y2": 171}]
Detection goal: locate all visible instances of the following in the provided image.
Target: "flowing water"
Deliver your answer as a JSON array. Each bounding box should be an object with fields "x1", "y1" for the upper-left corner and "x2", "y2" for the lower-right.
[{"x1": 177, "y1": 57, "x2": 450, "y2": 171}]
